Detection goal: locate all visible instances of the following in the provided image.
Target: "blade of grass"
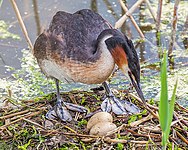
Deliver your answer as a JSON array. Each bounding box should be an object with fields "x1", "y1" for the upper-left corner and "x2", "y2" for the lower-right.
[
  {"x1": 165, "y1": 78, "x2": 178, "y2": 142},
  {"x1": 159, "y1": 51, "x2": 169, "y2": 133}
]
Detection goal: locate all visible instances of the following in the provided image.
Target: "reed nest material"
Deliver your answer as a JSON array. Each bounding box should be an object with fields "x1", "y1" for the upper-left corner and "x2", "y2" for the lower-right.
[{"x1": 0, "y1": 89, "x2": 187, "y2": 149}]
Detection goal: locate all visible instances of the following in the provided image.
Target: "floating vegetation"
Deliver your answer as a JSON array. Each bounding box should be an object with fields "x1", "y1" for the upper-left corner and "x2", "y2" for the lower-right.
[{"x1": 0, "y1": 20, "x2": 20, "y2": 40}]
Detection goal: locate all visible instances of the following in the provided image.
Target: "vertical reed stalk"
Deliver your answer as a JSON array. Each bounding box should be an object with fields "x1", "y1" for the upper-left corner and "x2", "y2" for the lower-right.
[
  {"x1": 10, "y1": 0, "x2": 33, "y2": 51},
  {"x1": 168, "y1": 0, "x2": 180, "y2": 57},
  {"x1": 156, "y1": 0, "x2": 163, "y2": 31},
  {"x1": 144, "y1": 0, "x2": 157, "y2": 22}
]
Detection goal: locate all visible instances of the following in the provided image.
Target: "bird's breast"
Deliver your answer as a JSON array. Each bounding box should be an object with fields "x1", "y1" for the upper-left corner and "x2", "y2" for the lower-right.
[{"x1": 41, "y1": 50, "x2": 115, "y2": 84}]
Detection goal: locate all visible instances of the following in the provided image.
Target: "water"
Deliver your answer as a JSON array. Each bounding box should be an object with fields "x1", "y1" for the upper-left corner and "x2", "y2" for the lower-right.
[{"x1": 0, "y1": 0, "x2": 188, "y2": 106}]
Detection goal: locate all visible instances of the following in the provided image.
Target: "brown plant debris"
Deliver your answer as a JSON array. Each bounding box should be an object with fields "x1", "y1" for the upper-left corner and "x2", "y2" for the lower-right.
[{"x1": 0, "y1": 89, "x2": 187, "y2": 150}]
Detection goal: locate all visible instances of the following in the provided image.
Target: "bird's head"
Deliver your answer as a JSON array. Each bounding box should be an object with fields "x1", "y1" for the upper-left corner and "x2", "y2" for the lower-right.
[{"x1": 102, "y1": 29, "x2": 145, "y2": 104}]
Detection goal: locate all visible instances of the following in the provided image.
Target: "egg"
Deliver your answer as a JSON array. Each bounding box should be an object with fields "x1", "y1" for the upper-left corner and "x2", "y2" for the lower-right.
[
  {"x1": 87, "y1": 112, "x2": 113, "y2": 130},
  {"x1": 89, "y1": 122, "x2": 117, "y2": 136}
]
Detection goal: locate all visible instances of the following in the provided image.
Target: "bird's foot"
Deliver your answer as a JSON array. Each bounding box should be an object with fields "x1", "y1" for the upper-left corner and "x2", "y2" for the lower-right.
[
  {"x1": 101, "y1": 95, "x2": 140, "y2": 115},
  {"x1": 64, "y1": 102, "x2": 88, "y2": 113},
  {"x1": 46, "y1": 101, "x2": 72, "y2": 121},
  {"x1": 46, "y1": 100, "x2": 88, "y2": 122}
]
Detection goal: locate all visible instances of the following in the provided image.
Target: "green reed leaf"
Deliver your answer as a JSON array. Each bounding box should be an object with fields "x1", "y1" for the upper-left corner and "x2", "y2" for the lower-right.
[{"x1": 159, "y1": 51, "x2": 169, "y2": 133}]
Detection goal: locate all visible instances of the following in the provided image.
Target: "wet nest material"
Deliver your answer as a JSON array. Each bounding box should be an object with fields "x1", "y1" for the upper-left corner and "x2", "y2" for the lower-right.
[{"x1": 0, "y1": 88, "x2": 188, "y2": 150}]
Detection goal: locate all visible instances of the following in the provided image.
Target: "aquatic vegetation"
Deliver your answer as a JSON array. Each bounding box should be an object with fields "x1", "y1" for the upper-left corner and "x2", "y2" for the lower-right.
[
  {"x1": 0, "y1": 20, "x2": 20, "y2": 40},
  {"x1": 159, "y1": 51, "x2": 178, "y2": 149}
]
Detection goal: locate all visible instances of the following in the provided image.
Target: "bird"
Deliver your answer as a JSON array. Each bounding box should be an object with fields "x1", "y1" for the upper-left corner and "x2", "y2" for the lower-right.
[{"x1": 33, "y1": 9, "x2": 145, "y2": 121}]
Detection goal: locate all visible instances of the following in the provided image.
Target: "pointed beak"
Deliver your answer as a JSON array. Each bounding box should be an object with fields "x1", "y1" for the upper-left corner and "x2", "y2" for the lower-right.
[
  {"x1": 105, "y1": 39, "x2": 145, "y2": 104},
  {"x1": 128, "y1": 72, "x2": 146, "y2": 104}
]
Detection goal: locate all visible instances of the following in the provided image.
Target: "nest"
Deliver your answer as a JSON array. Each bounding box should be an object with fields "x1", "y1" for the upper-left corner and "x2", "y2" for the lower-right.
[{"x1": 0, "y1": 88, "x2": 187, "y2": 150}]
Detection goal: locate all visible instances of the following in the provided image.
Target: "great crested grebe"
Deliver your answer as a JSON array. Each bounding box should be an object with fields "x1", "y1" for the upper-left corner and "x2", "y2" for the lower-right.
[{"x1": 34, "y1": 9, "x2": 145, "y2": 121}]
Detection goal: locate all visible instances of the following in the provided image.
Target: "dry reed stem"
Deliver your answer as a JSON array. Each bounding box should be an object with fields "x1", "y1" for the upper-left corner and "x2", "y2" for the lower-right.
[
  {"x1": 128, "y1": 93, "x2": 159, "y2": 119},
  {"x1": 105, "y1": 124, "x2": 126, "y2": 136},
  {"x1": 118, "y1": 0, "x2": 145, "y2": 38},
  {"x1": 144, "y1": 0, "x2": 157, "y2": 22},
  {"x1": 141, "y1": 125, "x2": 161, "y2": 133},
  {"x1": 172, "y1": 129, "x2": 175, "y2": 150},
  {"x1": 103, "y1": 0, "x2": 119, "y2": 20},
  {"x1": 174, "y1": 112, "x2": 185, "y2": 129},
  {"x1": 0, "y1": 90, "x2": 187, "y2": 148},
  {"x1": 104, "y1": 137, "x2": 150, "y2": 144},
  {"x1": 176, "y1": 102, "x2": 188, "y2": 113},
  {"x1": 168, "y1": 0, "x2": 180, "y2": 56},
  {"x1": 0, "y1": 110, "x2": 29, "y2": 120},
  {"x1": 176, "y1": 131, "x2": 188, "y2": 145},
  {"x1": 115, "y1": 0, "x2": 145, "y2": 29},
  {"x1": 126, "y1": 128, "x2": 161, "y2": 139},
  {"x1": 156, "y1": 0, "x2": 163, "y2": 31},
  {"x1": 23, "y1": 118, "x2": 46, "y2": 130},
  {"x1": 130, "y1": 114, "x2": 153, "y2": 127},
  {"x1": 171, "y1": 118, "x2": 183, "y2": 127},
  {"x1": 44, "y1": 130, "x2": 99, "y2": 138},
  {"x1": 0, "y1": 111, "x2": 42, "y2": 130},
  {"x1": 63, "y1": 125, "x2": 77, "y2": 133},
  {"x1": 10, "y1": 0, "x2": 33, "y2": 51}
]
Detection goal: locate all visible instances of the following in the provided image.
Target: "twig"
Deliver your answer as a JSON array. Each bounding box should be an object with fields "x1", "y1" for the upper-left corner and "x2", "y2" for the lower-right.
[
  {"x1": 0, "y1": 110, "x2": 29, "y2": 120},
  {"x1": 181, "y1": 119, "x2": 188, "y2": 127},
  {"x1": 172, "y1": 129, "x2": 175, "y2": 150},
  {"x1": 135, "y1": 143, "x2": 162, "y2": 147},
  {"x1": 118, "y1": 0, "x2": 145, "y2": 38},
  {"x1": 0, "y1": 117, "x2": 23, "y2": 131},
  {"x1": 115, "y1": 0, "x2": 145, "y2": 29},
  {"x1": 170, "y1": 118, "x2": 183, "y2": 127},
  {"x1": 128, "y1": 93, "x2": 159, "y2": 119},
  {"x1": 176, "y1": 131, "x2": 188, "y2": 145},
  {"x1": 144, "y1": 0, "x2": 157, "y2": 22},
  {"x1": 126, "y1": 129, "x2": 161, "y2": 139},
  {"x1": 168, "y1": 0, "x2": 180, "y2": 56},
  {"x1": 63, "y1": 125, "x2": 77, "y2": 133},
  {"x1": 140, "y1": 125, "x2": 161, "y2": 133},
  {"x1": 174, "y1": 112, "x2": 188, "y2": 136},
  {"x1": 23, "y1": 118, "x2": 46, "y2": 130},
  {"x1": 0, "y1": 111, "x2": 42, "y2": 130},
  {"x1": 145, "y1": 102, "x2": 159, "y2": 110},
  {"x1": 33, "y1": 0, "x2": 41, "y2": 35},
  {"x1": 10, "y1": 0, "x2": 33, "y2": 51},
  {"x1": 104, "y1": 137, "x2": 149, "y2": 144},
  {"x1": 44, "y1": 130, "x2": 99, "y2": 138},
  {"x1": 130, "y1": 114, "x2": 153, "y2": 127},
  {"x1": 156, "y1": 0, "x2": 163, "y2": 31},
  {"x1": 176, "y1": 102, "x2": 188, "y2": 113},
  {"x1": 105, "y1": 124, "x2": 126, "y2": 136},
  {"x1": 174, "y1": 112, "x2": 185, "y2": 129}
]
